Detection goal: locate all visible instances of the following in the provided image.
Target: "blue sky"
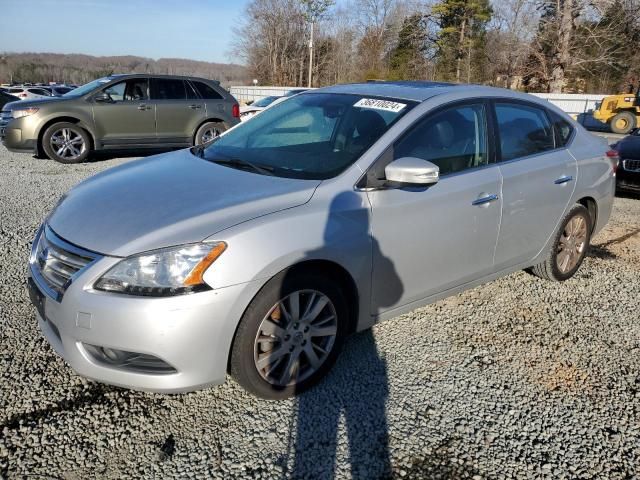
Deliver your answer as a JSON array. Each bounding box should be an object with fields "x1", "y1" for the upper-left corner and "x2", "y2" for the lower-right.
[{"x1": 0, "y1": 0, "x2": 254, "y2": 64}]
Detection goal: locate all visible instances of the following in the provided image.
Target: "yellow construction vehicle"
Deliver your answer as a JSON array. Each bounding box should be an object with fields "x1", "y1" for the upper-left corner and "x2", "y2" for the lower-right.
[{"x1": 593, "y1": 84, "x2": 640, "y2": 134}]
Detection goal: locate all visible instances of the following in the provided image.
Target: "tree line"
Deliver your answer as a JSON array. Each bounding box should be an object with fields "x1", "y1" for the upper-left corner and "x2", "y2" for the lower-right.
[
  {"x1": 233, "y1": 0, "x2": 640, "y2": 93},
  {"x1": 0, "y1": 53, "x2": 247, "y2": 87}
]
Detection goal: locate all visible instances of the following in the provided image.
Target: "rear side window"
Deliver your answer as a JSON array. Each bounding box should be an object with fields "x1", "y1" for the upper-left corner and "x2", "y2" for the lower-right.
[
  {"x1": 151, "y1": 79, "x2": 186, "y2": 100},
  {"x1": 495, "y1": 103, "x2": 555, "y2": 161},
  {"x1": 185, "y1": 81, "x2": 199, "y2": 100},
  {"x1": 193, "y1": 81, "x2": 222, "y2": 100},
  {"x1": 28, "y1": 88, "x2": 51, "y2": 96},
  {"x1": 548, "y1": 110, "x2": 574, "y2": 147}
]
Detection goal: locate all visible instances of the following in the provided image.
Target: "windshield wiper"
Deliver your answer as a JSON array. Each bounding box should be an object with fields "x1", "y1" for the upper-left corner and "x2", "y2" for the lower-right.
[{"x1": 211, "y1": 157, "x2": 276, "y2": 176}]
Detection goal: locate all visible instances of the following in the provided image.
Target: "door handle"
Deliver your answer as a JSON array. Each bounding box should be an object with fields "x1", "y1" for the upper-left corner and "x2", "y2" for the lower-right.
[
  {"x1": 188, "y1": 104, "x2": 202, "y2": 109},
  {"x1": 137, "y1": 104, "x2": 150, "y2": 111},
  {"x1": 554, "y1": 175, "x2": 573, "y2": 185},
  {"x1": 472, "y1": 194, "x2": 499, "y2": 206}
]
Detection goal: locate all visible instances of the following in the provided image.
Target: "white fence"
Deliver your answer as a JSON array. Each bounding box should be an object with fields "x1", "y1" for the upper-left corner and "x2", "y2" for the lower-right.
[
  {"x1": 230, "y1": 86, "x2": 299, "y2": 104},
  {"x1": 229, "y1": 86, "x2": 610, "y2": 129}
]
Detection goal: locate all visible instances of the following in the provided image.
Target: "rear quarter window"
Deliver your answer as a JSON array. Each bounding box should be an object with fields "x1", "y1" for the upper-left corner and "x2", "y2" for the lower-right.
[
  {"x1": 193, "y1": 81, "x2": 223, "y2": 100},
  {"x1": 548, "y1": 110, "x2": 574, "y2": 147}
]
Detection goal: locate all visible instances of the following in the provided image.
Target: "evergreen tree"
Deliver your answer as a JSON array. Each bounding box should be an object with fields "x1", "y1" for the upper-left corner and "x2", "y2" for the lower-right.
[
  {"x1": 388, "y1": 14, "x2": 429, "y2": 80},
  {"x1": 432, "y1": 0, "x2": 492, "y2": 83}
]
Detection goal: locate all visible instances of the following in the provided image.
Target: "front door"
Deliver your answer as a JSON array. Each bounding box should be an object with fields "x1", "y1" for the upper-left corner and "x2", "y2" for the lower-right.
[
  {"x1": 92, "y1": 78, "x2": 156, "y2": 146},
  {"x1": 367, "y1": 102, "x2": 502, "y2": 314},
  {"x1": 492, "y1": 101, "x2": 578, "y2": 269}
]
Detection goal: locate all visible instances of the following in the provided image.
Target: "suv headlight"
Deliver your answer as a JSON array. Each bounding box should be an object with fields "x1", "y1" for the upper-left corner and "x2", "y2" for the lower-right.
[
  {"x1": 94, "y1": 242, "x2": 226, "y2": 296},
  {"x1": 12, "y1": 107, "x2": 39, "y2": 119}
]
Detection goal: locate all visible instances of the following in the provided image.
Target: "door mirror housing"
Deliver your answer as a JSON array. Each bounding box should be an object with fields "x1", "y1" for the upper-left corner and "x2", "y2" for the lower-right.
[
  {"x1": 384, "y1": 157, "x2": 440, "y2": 186},
  {"x1": 94, "y1": 92, "x2": 113, "y2": 103}
]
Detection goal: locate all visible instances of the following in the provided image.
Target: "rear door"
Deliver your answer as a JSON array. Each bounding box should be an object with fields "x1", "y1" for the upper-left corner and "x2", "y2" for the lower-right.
[
  {"x1": 191, "y1": 80, "x2": 230, "y2": 122},
  {"x1": 151, "y1": 78, "x2": 205, "y2": 145},
  {"x1": 493, "y1": 101, "x2": 577, "y2": 269},
  {"x1": 91, "y1": 78, "x2": 156, "y2": 146}
]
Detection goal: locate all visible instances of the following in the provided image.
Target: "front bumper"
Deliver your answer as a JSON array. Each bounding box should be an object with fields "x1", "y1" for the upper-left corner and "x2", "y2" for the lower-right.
[
  {"x1": 617, "y1": 161, "x2": 640, "y2": 194},
  {"x1": 1, "y1": 115, "x2": 39, "y2": 153},
  {"x1": 28, "y1": 252, "x2": 264, "y2": 393}
]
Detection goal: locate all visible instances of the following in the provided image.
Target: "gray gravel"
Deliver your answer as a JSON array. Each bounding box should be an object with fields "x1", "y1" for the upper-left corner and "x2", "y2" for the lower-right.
[{"x1": 1, "y1": 148, "x2": 639, "y2": 479}]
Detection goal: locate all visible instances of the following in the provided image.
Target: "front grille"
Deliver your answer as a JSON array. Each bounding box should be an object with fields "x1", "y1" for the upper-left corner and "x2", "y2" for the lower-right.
[
  {"x1": 30, "y1": 226, "x2": 100, "y2": 301},
  {"x1": 622, "y1": 159, "x2": 640, "y2": 172}
]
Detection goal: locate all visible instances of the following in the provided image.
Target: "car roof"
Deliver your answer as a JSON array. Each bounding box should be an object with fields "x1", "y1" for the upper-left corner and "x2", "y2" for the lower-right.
[
  {"x1": 106, "y1": 73, "x2": 220, "y2": 84},
  {"x1": 313, "y1": 81, "x2": 536, "y2": 104}
]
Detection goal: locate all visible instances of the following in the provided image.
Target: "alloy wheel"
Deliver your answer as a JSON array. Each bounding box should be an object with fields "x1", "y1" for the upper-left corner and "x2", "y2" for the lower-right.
[
  {"x1": 556, "y1": 215, "x2": 588, "y2": 273},
  {"x1": 49, "y1": 128, "x2": 86, "y2": 161},
  {"x1": 253, "y1": 290, "x2": 338, "y2": 387},
  {"x1": 200, "y1": 127, "x2": 221, "y2": 144}
]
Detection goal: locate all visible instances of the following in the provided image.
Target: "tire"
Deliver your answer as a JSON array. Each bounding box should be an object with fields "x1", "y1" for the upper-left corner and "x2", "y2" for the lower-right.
[
  {"x1": 529, "y1": 204, "x2": 592, "y2": 282},
  {"x1": 610, "y1": 111, "x2": 636, "y2": 135},
  {"x1": 42, "y1": 122, "x2": 91, "y2": 164},
  {"x1": 194, "y1": 121, "x2": 227, "y2": 146},
  {"x1": 230, "y1": 269, "x2": 348, "y2": 400}
]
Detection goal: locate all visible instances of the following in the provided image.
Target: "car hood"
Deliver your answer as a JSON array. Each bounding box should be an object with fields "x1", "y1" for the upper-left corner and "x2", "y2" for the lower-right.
[
  {"x1": 615, "y1": 135, "x2": 640, "y2": 158},
  {"x1": 2, "y1": 97, "x2": 67, "y2": 110},
  {"x1": 48, "y1": 149, "x2": 321, "y2": 257}
]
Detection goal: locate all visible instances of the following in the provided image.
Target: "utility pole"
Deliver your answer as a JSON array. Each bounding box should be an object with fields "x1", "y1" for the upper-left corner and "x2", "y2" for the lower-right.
[
  {"x1": 308, "y1": 21, "x2": 314, "y2": 88},
  {"x1": 301, "y1": 0, "x2": 333, "y2": 89}
]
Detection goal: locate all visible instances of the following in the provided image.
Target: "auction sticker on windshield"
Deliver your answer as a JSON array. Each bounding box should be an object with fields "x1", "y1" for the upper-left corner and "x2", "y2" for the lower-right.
[{"x1": 354, "y1": 98, "x2": 406, "y2": 113}]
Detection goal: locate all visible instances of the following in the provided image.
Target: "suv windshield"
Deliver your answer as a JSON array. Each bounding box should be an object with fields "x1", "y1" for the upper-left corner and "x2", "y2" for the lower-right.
[
  {"x1": 199, "y1": 93, "x2": 414, "y2": 180},
  {"x1": 62, "y1": 77, "x2": 114, "y2": 98}
]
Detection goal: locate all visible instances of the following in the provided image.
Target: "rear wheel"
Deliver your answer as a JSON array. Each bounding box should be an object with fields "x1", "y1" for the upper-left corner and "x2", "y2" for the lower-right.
[
  {"x1": 42, "y1": 122, "x2": 90, "y2": 164},
  {"x1": 194, "y1": 121, "x2": 227, "y2": 146},
  {"x1": 610, "y1": 111, "x2": 636, "y2": 135},
  {"x1": 230, "y1": 270, "x2": 347, "y2": 399},
  {"x1": 529, "y1": 204, "x2": 592, "y2": 282}
]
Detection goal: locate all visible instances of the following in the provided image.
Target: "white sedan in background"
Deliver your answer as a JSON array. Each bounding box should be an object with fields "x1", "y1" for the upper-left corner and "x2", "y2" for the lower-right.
[{"x1": 240, "y1": 89, "x2": 309, "y2": 121}]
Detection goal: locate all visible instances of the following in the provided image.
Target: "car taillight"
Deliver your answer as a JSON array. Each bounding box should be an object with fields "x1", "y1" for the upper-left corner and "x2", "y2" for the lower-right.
[
  {"x1": 606, "y1": 149, "x2": 619, "y2": 174},
  {"x1": 232, "y1": 103, "x2": 239, "y2": 118}
]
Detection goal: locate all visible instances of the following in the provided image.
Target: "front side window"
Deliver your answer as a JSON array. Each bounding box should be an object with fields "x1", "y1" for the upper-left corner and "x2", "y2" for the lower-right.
[
  {"x1": 495, "y1": 103, "x2": 554, "y2": 161},
  {"x1": 152, "y1": 79, "x2": 187, "y2": 100},
  {"x1": 103, "y1": 79, "x2": 148, "y2": 102},
  {"x1": 393, "y1": 103, "x2": 489, "y2": 176},
  {"x1": 198, "y1": 93, "x2": 415, "y2": 180}
]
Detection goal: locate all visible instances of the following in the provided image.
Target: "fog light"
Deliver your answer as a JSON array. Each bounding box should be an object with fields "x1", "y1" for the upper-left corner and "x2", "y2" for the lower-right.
[{"x1": 83, "y1": 344, "x2": 177, "y2": 374}]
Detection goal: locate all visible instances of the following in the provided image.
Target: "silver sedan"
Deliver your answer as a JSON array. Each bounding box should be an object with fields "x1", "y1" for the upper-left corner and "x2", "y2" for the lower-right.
[{"x1": 28, "y1": 81, "x2": 616, "y2": 399}]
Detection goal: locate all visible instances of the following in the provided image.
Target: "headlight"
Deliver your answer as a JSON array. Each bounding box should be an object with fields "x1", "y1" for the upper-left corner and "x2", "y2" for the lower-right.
[
  {"x1": 94, "y1": 242, "x2": 226, "y2": 297},
  {"x1": 12, "y1": 107, "x2": 39, "y2": 119}
]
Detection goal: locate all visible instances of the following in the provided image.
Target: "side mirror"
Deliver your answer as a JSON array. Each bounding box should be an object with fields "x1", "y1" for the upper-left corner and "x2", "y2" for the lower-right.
[
  {"x1": 94, "y1": 92, "x2": 112, "y2": 103},
  {"x1": 384, "y1": 157, "x2": 440, "y2": 186}
]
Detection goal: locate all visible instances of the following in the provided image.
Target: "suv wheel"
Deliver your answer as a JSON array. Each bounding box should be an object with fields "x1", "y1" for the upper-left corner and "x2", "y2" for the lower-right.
[
  {"x1": 230, "y1": 270, "x2": 347, "y2": 399},
  {"x1": 42, "y1": 122, "x2": 90, "y2": 164},
  {"x1": 195, "y1": 121, "x2": 227, "y2": 146},
  {"x1": 529, "y1": 204, "x2": 592, "y2": 281}
]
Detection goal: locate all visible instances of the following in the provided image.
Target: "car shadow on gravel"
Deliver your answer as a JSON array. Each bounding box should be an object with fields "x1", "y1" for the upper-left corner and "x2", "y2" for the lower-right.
[
  {"x1": 282, "y1": 192, "x2": 403, "y2": 479},
  {"x1": 588, "y1": 227, "x2": 640, "y2": 260}
]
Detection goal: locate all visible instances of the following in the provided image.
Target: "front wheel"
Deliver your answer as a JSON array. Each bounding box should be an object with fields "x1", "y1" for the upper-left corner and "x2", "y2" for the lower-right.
[
  {"x1": 194, "y1": 121, "x2": 227, "y2": 146},
  {"x1": 230, "y1": 270, "x2": 347, "y2": 399},
  {"x1": 529, "y1": 204, "x2": 592, "y2": 281},
  {"x1": 42, "y1": 122, "x2": 91, "y2": 164},
  {"x1": 610, "y1": 111, "x2": 636, "y2": 135}
]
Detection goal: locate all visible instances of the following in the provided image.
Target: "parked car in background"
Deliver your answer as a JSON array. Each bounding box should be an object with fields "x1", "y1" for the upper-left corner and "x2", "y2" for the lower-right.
[
  {"x1": 0, "y1": 74, "x2": 240, "y2": 163},
  {"x1": 0, "y1": 90, "x2": 19, "y2": 109},
  {"x1": 239, "y1": 88, "x2": 309, "y2": 121},
  {"x1": 5, "y1": 86, "x2": 54, "y2": 100},
  {"x1": 48, "y1": 86, "x2": 74, "y2": 97},
  {"x1": 611, "y1": 130, "x2": 640, "y2": 194},
  {"x1": 27, "y1": 81, "x2": 615, "y2": 399}
]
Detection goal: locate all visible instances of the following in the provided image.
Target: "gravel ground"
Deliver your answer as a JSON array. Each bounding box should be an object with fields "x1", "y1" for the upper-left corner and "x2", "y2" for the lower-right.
[{"x1": 0, "y1": 148, "x2": 639, "y2": 480}]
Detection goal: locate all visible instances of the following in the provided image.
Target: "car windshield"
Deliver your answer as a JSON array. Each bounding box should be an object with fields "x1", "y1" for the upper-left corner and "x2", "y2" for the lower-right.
[
  {"x1": 252, "y1": 96, "x2": 280, "y2": 108},
  {"x1": 198, "y1": 93, "x2": 415, "y2": 180},
  {"x1": 62, "y1": 77, "x2": 113, "y2": 97}
]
